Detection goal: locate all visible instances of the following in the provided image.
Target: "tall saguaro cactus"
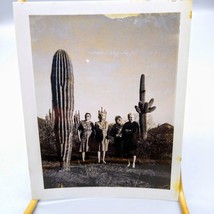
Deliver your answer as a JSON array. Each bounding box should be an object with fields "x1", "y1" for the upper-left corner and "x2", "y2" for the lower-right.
[
  {"x1": 135, "y1": 74, "x2": 156, "y2": 140},
  {"x1": 51, "y1": 49, "x2": 74, "y2": 170}
]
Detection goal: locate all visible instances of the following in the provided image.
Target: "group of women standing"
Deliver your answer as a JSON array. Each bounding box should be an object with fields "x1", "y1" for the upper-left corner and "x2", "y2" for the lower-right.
[{"x1": 77, "y1": 108, "x2": 139, "y2": 168}]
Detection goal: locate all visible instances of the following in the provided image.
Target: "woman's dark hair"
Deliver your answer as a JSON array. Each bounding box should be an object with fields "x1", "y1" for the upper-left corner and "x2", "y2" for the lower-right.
[
  {"x1": 85, "y1": 113, "x2": 91, "y2": 118},
  {"x1": 115, "y1": 115, "x2": 122, "y2": 121}
]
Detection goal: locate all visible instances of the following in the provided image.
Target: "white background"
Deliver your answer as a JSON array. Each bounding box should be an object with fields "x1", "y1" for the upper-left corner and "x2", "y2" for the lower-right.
[{"x1": 0, "y1": 1, "x2": 214, "y2": 213}]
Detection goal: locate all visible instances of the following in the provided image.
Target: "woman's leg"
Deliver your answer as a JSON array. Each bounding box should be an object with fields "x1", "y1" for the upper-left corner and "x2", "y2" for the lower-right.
[
  {"x1": 82, "y1": 152, "x2": 85, "y2": 162},
  {"x1": 127, "y1": 159, "x2": 130, "y2": 167},
  {"x1": 132, "y1": 155, "x2": 136, "y2": 168},
  {"x1": 97, "y1": 151, "x2": 101, "y2": 163},
  {"x1": 102, "y1": 151, "x2": 106, "y2": 163}
]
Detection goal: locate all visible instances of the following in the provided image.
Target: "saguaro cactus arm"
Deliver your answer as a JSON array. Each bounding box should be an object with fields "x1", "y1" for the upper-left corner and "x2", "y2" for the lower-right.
[{"x1": 148, "y1": 98, "x2": 156, "y2": 113}]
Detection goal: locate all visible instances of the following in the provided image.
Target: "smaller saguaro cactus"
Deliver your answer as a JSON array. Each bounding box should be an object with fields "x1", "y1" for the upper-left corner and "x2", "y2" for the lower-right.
[{"x1": 135, "y1": 74, "x2": 156, "y2": 140}]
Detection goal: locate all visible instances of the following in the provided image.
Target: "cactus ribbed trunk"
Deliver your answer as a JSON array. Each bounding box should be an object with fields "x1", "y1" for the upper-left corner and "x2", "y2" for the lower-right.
[
  {"x1": 51, "y1": 49, "x2": 74, "y2": 170},
  {"x1": 135, "y1": 74, "x2": 156, "y2": 140},
  {"x1": 139, "y1": 74, "x2": 147, "y2": 139}
]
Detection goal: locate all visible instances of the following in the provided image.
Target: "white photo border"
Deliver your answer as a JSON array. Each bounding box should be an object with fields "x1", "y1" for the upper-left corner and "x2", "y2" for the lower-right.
[{"x1": 14, "y1": 0, "x2": 191, "y2": 201}]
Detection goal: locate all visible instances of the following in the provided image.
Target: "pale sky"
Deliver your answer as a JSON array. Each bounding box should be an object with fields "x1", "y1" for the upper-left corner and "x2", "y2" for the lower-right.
[{"x1": 30, "y1": 13, "x2": 180, "y2": 124}]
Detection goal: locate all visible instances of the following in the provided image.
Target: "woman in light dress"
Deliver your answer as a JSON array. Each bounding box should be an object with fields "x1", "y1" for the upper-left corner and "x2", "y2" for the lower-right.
[{"x1": 94, "y1": 108, "x2": 109, "y2": 164}]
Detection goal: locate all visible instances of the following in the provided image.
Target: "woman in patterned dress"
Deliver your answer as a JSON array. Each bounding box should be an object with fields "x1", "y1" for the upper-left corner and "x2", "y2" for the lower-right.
[{"x1": 78, "y1": 113, "x2": 94, "y2": 162}]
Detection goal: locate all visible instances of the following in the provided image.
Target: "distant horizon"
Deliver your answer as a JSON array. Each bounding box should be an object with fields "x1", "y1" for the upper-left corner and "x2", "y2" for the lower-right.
[{"x1": 38, "y1": 111, "x2": 174, "y2": 128}]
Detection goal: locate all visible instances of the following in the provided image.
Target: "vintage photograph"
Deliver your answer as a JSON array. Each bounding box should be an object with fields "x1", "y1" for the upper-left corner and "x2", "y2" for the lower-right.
[
  {"x1": 14, "y1": 0, "x2": 192, "y2": 200},
  {"x1": 29, "y1": 13, "x2": 179, "y2": 189}
]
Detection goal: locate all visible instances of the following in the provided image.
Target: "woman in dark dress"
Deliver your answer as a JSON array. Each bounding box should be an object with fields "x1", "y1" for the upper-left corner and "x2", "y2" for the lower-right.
[
  {"x1": 110, "y1": 116, "x2": 124, "y2": 158},
  {"x1": 122, "y1": 113, "x2": 139, "y2": 168}
]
